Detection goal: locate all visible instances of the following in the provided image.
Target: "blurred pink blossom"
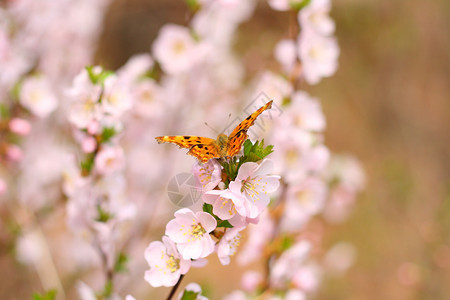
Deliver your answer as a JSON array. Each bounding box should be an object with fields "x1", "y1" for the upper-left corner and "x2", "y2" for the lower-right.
[
  {"x1": 152, "y1": 24, "x2": 198, "y2": 75},
  {"x1": 6, "y1": 144, "x2": 23, "y2": 161},
  {"x1": 81, "y1": 136, "x2": 97, "y2": 153},
  {"x1": 8, "y1": 117, "x2": 31, "y2": 135},
  {"x1": 298, "y1": 30, "x2": 339, "y2": 85},
  {"x1": 94, "y1": 146, "x2": 125, "y2": 175},
  {"x1": 274, "y1": 39, "x2": 297, "y2": 71},
  {"x1": 281, "y1": 177, "x2": 328, "y2": 232},
  {"x1": 20, "y1": 75, "x2": 58, "y2": 117},
  {"x1": 298, "y1": 0, "x2": 335, "y2": 36},
  {"x1": 117, "y1": 53, "x2": 154, "y2": 84},
  {"x1": 324, "y1": 242, "x2": 356, "y2": 274},
  {"x1": 271, "y1": 240, "x2": 311, "y2": 288}
]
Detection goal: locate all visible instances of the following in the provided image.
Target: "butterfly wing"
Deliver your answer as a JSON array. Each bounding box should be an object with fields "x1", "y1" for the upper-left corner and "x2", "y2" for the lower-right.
[
  {"x1": 227, "y1": 100, "x2": 273, "y2": 157},
  {"x1": 155, "y1": 136, "x2": 219, "y2": 162}
]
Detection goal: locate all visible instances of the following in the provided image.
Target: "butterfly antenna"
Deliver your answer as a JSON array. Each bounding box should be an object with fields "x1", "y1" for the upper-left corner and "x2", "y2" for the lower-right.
[{"x1": 204, "y1": 122, "x2": 220, "y2": 135}]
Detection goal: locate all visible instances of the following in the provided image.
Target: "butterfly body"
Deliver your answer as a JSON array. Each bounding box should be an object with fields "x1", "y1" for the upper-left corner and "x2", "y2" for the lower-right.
[{"x1": 155, "y1": 100, "x2": 273, "y2": 163}]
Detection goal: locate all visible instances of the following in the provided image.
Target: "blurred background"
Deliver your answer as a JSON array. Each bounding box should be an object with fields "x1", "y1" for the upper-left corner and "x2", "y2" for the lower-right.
[
  {"x1": 96, "y1": 0, "x2": 450, "y2": 298},
  {"x1": 2, "y1": 0, "x2": 449, "y2": 299}
]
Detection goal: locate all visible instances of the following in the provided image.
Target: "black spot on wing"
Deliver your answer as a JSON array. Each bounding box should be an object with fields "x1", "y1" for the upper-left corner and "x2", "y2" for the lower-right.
[{"x1": 198, "y1": 145, "x2": 203, "y2": 148}]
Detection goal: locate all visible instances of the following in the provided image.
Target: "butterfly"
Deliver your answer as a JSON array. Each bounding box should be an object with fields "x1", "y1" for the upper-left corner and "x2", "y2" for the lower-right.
[{"x1": 155, "y1": 100, "x2": 273, "y2": 163}]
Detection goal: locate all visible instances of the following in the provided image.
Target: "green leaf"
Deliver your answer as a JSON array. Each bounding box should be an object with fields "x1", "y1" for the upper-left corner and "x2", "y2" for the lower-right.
[
  {"x1": 180, "y1": 290, "x2": 199, "y2": 300},
  {"x1": 203, "y1": 203, "x2": 213, "y2": 214},
  {"x1": 0, "y1": 103, "x2": 9, "y2": 120},
  {"x1": 290, "y1": 0, "x2": 312, "y2": 11},
  {"x1": 96, "y1": 205, "x2": 113, "y2": 223},
  {"x1": 114, "y1": 252, "x2": 128, "y2": 273},
  {"x1": 185, "y1": 0, "x2": 200, "y2": 11},
  {"x1": 102, "y1": 280, "x2": 113, "y2": 298},
  {"x1": 101, "y1": 127, "x2": 116, "y2": 143},
  {"x1": 85, "y1": 66, "x2": 114, "y2": 85},
  {"x1": 217, "y1": 220, "x2": 233, "y2": 228},
  {"x1": 80, "y1": 153, "x2": 95, "y2": 176},
  {"x1": 32, "y1": 289, "x2": 57, "y2": 300},
  {"x1": 280, "y1": 235, "x2": 295, "y2": 251}
]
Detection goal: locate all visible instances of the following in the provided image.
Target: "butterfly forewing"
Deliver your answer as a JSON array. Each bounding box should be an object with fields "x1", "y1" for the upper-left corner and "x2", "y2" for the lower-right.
[
  {"x1": 155, "y1": 135, "x2": 218, "y2": 162},
  {"x1": 226, "y1": 100, "x2": 273, "y2": 157}
]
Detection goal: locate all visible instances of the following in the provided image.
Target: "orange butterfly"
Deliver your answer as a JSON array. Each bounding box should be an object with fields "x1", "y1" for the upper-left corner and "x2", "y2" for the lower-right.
[{"x1": 155, "y1": 100, "x2": 273, "y2": 163}]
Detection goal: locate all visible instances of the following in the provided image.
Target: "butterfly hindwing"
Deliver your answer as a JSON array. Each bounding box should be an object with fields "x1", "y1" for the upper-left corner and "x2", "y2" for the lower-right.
[
  {"x1": 155, "y1": 135, "x2": 218, "y2": 162},
  {"x1": 227, "y1": 100, "x2": 273, "y2": 157}
]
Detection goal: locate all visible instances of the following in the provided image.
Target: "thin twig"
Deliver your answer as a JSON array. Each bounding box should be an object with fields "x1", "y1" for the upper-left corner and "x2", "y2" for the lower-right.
[{"x1": 166, "y1": 274, "x2": 185, "y2": 300}]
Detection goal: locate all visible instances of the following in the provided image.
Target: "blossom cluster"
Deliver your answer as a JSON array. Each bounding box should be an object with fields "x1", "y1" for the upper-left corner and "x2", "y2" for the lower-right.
[{"x1": 144, "y1": 141, "x2": 280, "y2": 288}]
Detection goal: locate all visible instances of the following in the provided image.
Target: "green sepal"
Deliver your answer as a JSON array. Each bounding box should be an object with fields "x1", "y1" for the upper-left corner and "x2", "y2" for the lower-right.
[
  {"x1": 101, "y1": 127, "x2": 116, "y2": 143},
  {"x1": 32, "y1": 289, "x2": 57, "y2": 300},
  {"x1": 180, "y1": 290, "x2": 199, "y2": 300}
]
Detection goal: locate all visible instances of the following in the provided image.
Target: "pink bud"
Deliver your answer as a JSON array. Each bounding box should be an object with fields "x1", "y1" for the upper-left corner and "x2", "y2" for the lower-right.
[
  {"x1": 0, "y1": 178, "x2": 6, "y2": 195},
  {"x1": 9, "y1": 118, "x2": 31, "y2": 136},
  {"x1": 81, "y1": 136, "x2": 97, "y2": 153},
  {"x1": 6, "y1": 144, "x2": 23, "y2": 162},
  {"x1": 87, "y1": 120, "x2": 100, "y2": 135}
]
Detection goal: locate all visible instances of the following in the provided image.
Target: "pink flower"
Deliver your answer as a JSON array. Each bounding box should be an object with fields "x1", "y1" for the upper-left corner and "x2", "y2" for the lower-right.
[
  {"x1": 81, "y1": 136, "x2": 97, "y2": 153},
  {"x1": 324, "y1": 242, "x2": 356, "y2": 274},
  {"x1": 217, "y1": 227, "x2": 243, "y2": 265},
  {"x1": 117, "y1": 53, "x2": 154, "y2": 84},
  {"x1": 9, "y1": 118, "x2": 31, "y2": 135},
  {"x1": 203, "y1": 189, "x2": 238, "y2": 220},
  {"x1": 281, "y1": 91, "x2": 326, "y2": 132},
  {"x1": 132, "y1": 79, "x2": 163, "y2": 119},
  {"x1": 152, "y1": 24, "x2": 198, "y2": 75},
  {"x1": 101, "y1": 75, "x2": 133, "y2": 117},
  {"x1": 274, "y1": 39, "x2": 297, "y2": 71},
  {"x1": 267, "y1": 0, "x2": 291, "y2": 11},
  {"x1": 297, "y1": 30, "x2": 339, "y2": 85},
  {"x1": 94, "y1": 146, "x2": 125, "y2": 175},
  {"x1": 20, "y1": 75, "x2": 58, "y2": 118},
  {"x1": 67, "y1": 68, "x2": 103, "y2": 128},
  {"x1": 292, "y1": 263, "x2": 322, "y2": 292},
  {"x1": 298, "y1": 0, "x2": 335, "y2": 36},
  {"x1": 192, "y1": 159, "x2": 222, "y2": 192},
  {"x1": 271, "y1": 240, "x2": 311, "y2": 288},
  {"x1": 228, "y1": 159, "x2": 280, "y2": 218},
  {"x1": 144, "y1": 236, "x2": 191, "y2": 287},
  {"x1": 6, "y1": 144, "x2": 23, "y2": 162},
  {"x1": 280, "y1": 177, "x2": 328, "y2": 232},
  {"x1": 238, "y1": 211, "x2": 274, "y2": 265},
  {"x1": 165, "y1": 208, "x2": 217, "y2": 260}
]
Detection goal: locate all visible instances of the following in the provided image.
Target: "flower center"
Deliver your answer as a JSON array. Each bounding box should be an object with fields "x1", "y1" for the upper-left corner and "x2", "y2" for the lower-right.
[
  {"x1": 166, "y1": 255, "x2": 180, "y2": 273},
  {"x1": 191, "y1": 223, "x2": 206, "y2": 239},
  {"x1": 173, "y1": 40, "x2": 186, "y2": 54}
]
